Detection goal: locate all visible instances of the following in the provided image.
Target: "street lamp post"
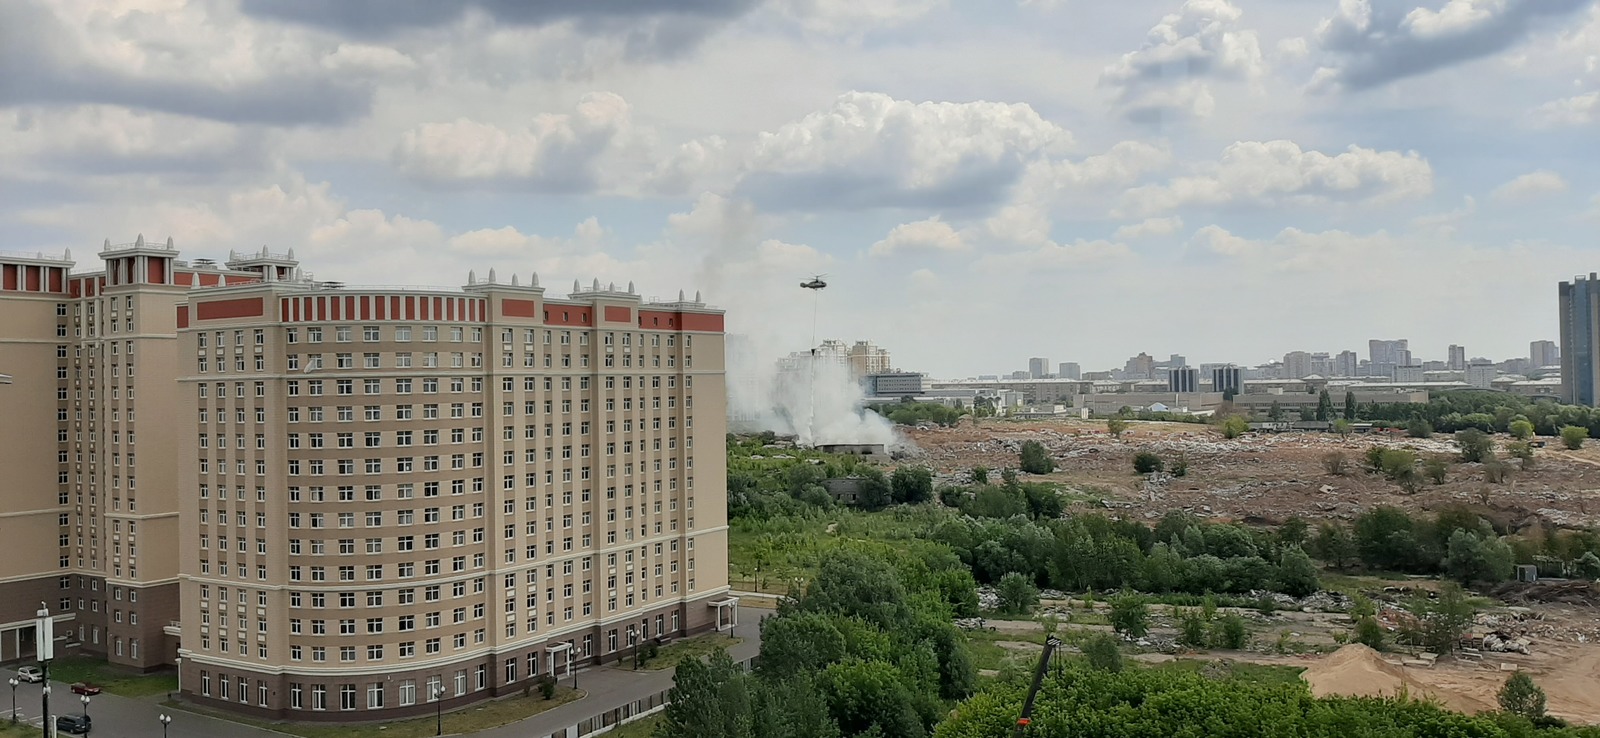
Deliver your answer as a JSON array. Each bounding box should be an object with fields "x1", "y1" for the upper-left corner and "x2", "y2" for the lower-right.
[
  {"x1": 41, "y1": 685, "x2": 50, "y2": 738},
  {"x1": 159, "y1": 712, "x2": 172, "y2": 738},
  {"x1": 433, "y1": 685, "x2": 446, "y2": 736},
  {"x1": 79, "y1": 694, "x2": 89, "y2": 720},
  {"x1": 8, "y1": 677, "x2": 16, "y2": 724},
  {"x1": 37, "y1": 603, "x2": 52, "y2": 738},
  {"x1": 630, "y1": 627, "x2": 639, "y2": 670}
]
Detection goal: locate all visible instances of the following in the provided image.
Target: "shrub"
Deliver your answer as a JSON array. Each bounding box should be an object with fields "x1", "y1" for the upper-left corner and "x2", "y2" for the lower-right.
[
  {"x1": 1178, "y1": 610, "x2": 1208, "y2": 648},
  {"x1": 995, "y1": 572, "x2": 1039, "y2": 616},
  {"x1": 971, "y1": 466, "x2": 989, "y2": 484},
  {"x1": 1170, "y1": 454, "x2": 1189, "y2": 478},
  {"x1": 1423, "y1": 457, "x2": 1448, "y2": 485},
  {"x1": 539, "y1": 676, "x2": 557, "y2": 700},
  {"x1": 1082, "y1": 634, "x2": 1123, "y2": 673},
  {"x1": 1354, "y1": 616, "x2": 1384, "y2": 651},
  {"x1": 1321, "y1": 451, "x2": 1348, "y2": 476},
  {"x1": 1364, "y1": 446, "x2": 1386, "y2": 474},
  {"x1": 1210, "y1": 614, "x2": 1248, "y2": 650},
  {"x1": 1561, "y1": 425, "x2": 1588, "y2": 450},
  {"x1": 1509, "y1": 419, "x2": 1534, "y2": 440},
  {"x1": 1407, "y1": 419, "x2": 1433, "y2": 438},
  {"x1": 1109, "y1": 594, "x2": 1150, "y2": 638},
  {"x1": 1507, "y1": 441, "x2": 1535, "y2": 470},
  {"x1": 1456, "y1": 428, "x2": 1493, "y2": 463},
  {"x1": 1221, "y1": 416, "x2": 1248, "y2": 439},
  {"x1": 1498, "y1": 672, "x2": 1547, "y2": 719},
  {"x1": 1132, "y1": 451, "x2": 1164, "y2": 475},
  {"x1": 1106, "y1": 418, "x2": 1129, "y2": 438},
  {"x1": 1019, "y1": 441, "x2": 1055, "y2": 475},
  {"x1": 1484, "y1": 461, "x2": 1510, "y2": 484}
]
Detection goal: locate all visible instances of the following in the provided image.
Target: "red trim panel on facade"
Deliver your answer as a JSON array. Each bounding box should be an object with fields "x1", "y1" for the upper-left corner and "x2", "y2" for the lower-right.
[
  {"x1": 195, "y1": 297, "x2": 266, "y2": 321},
  {"x1": 680, "y1": 312, "x2": 724, "y2": 332},
  {"x1": 177, "y1": 305, "x2": 190, "y2": 329},
  {"x1": 24, "y1": 266, "x2": 40, "y2": 292},
  {"x1": 0, "y1": 264, "x2": 15, "y2": 291},
  {"x1": 604, "y1": 306, "x2": 632, "y2": 324},
  {"x1": 502, "y1": 299, "x2": 538, "y2": 318},
  {"x1": 49, "y1": 268, "x2": 64, "y2": 293},
  {"x1": 147, "y1": 259, "x2": 165, "y2": 285}
]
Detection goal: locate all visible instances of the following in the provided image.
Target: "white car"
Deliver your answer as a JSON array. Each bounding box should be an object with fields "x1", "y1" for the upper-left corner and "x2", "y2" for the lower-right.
[{"x1": 15, "y1": 666, "x2": 43, "y2": 683}]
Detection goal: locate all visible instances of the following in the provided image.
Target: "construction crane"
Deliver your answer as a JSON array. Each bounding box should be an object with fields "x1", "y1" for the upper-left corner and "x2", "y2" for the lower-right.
[{"x1": 1013, "y1": 635, "x2": 1062, "y2": 737}]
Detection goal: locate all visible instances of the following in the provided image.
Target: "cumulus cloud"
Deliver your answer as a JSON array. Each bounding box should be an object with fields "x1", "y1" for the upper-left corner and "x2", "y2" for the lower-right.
[
  {"x1": 974, "y1": 238, "x2": 1133, "y2": 272},
  {"x1": 1310, "y1": 0, "x2": 1594, "y2": 92},
  {"x1": 738, "y1": 91, "x2": 1071, "y2": 210},
  {"x1": 1114, "y1": 216, "x2": 1184, "y2": 240},
  {"x1": 1188, "y1": 224, "x2": 1398, "y2": 272},
  {"x1": 773, "y1": 0, "x2": 945, "y2": 34},
  {"x1": 0, "y1": 1, "x2": 376, "y2": 125},
  {"x1": 1099, "y1": 0, "x2": 1264, "y2": 122},
  {"x1": 393, "y1": 92, "x2": 640, "y2": 191},
  {"x1": 1534, "y1": 92, "x2": 1600, "y2": 125},
  {"x1": 1120, "y1": 140, "x2": 1433, "y2": 216},
  {"x1": 868, "y1": 217, "x2": 965, "y2": 256},
  {"x1": 0, "y1": 106, "x2": 265, "y2": 176},
  {"x1": 1491, "y1": 169, "x2": 1569, "y2": 201}
]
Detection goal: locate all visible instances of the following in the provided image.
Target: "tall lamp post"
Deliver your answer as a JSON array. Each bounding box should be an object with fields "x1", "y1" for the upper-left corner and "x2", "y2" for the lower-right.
[
  {"x1": 8, "y1": 677, "x2": 16, "y2": 724},
  {"x1": 79, "y1": 694, "x2": 89, "y2": 720},
  {"x1": 432, "y1": 685, "x2": 446, "y2": 736},
  {"x1": 158, "y1": 713, "x2": 172, "y2": 738},
  {"x1": 37, "y1": 603, "x2": 52, "y2": 738}
]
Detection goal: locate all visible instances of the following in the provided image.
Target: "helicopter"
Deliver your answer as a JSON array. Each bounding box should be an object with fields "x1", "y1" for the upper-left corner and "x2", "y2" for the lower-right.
[{"x1": 800, "y1": 274, "x2": 828, "y2": 290}]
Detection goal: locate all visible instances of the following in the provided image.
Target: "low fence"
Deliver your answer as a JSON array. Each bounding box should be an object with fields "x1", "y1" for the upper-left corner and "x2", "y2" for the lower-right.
[{"x1": 541, "y1": 656, "x2": 755, "y2": 738}]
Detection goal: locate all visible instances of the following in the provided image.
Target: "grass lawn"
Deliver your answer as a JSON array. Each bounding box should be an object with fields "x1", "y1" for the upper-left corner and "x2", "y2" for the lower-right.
[
  {"x1": 728, "y1": 507, "x2": 949, "y2": 595},
  {"x1": 41, "y1": 656, "x2": 178, "y2": 698},
  {"x1": 0, "y1": 723, "x2": 42, "y2": 737},
  {"x1": 1157, "y1": 658, "x2": 1307, "y2": 686},
  {"x1": 167, "y1": 685, "x2": 583, "y2": 738},
  {"x1": 628, "y1": 633, "x2": 744, "y2": 671},
  {"x1": 603, "y1": 713, "x2": 664, "y2": 737}
]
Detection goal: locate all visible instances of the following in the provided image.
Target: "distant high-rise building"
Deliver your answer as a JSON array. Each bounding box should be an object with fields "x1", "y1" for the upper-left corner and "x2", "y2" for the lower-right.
[
  {"x1": 1369, "y1": 339, "x2": 1410, "y2": 367},
  {"x1": 848, "y1": 340, "x2": 892, "y2": 377},
  {"x1": 1058, "y1": 362, "x2": 1081, "y2": 380},
  {"x1": 1211, "y1": 366, "x2": 1242, "y2": 396},
  {"x1": 1561, "y1": 274, "x2": 1600, "y2": 405},
  {"x1": 1334, "y1": 351, "x2": 1358, "y2": 377},
  {"x1": 1028, "y1": 357, "x2": 1050, "y2": 379},
  {"x1": 1467, "y1": 363, "x2": 1498, "y2": 389},
  {"x1": 1283, "y1": 351, "x2": 1313, "y2": 379},
  {"x1": 1309, "y1": 352, "x2": 1333, "y2": 377},
  {"x1": 1168, "y1": 367, "x2": 1199, "y2": 393},
  {"x1": 1168, "y1": 354, "x2": 1187, "y2": 368},
  {"x1": 1124, "y1": 353, "x2": 1155, "y2": 379},
  {"x1": 1531, "y1": 340, "x2": 1560, "y2": 368},
  {"x1": 1447, "y1": 344, "x2": 1466, "y2": 371}
]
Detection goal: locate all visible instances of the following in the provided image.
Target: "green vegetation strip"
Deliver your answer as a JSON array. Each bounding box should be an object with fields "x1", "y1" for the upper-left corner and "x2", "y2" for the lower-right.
[{"x1": 165, "y1": 686, "x2": 582, "y2": 738}]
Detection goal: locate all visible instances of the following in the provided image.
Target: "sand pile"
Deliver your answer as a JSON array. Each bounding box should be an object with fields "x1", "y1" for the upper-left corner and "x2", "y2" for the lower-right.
[
  {"x1": 1303, "y1": 644, "x2": 1413, "y2": 700},
  {"x1": 1302, "y1": 644, "x2": 1492, "y2": 714}
]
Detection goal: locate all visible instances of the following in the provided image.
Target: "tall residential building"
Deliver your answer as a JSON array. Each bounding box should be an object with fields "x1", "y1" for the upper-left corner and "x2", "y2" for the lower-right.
[
  {"x1": 1282, "y1": 351, "x2": 1312, "y2": 380},
  {"x1": 1027, "y1": 357, "x2": 1050, "y2": 379},
  {"x1": 1057, "y1": 362, "x2": 1080, "y2": 380},
  {"x1": 1369, "y1": 339, "x2": 1410, "y2": 367},
  {"x1": 1334, "y1": 351, "x2": 1358, "y2": 378},
  {"x1": 1561, "y1": 274, "x2": 1600, "y2": 405},
  {"x1": 1447, "y1": 345, "x2": 1466, "y2": 371},
  {"x1": 0, "y1": 238, "x2": 286, "y2": 672},
  {"x1": 1123, "y1": 353, "x2": 1155, "y2": 379},
  {"x1": 1167, "y1": 354, "x2": 1187, "y2": 368},
  {"x1": 174, "y1": 267, "x2": 730, "y2": 719},
  {"x1": 1531, "y1": 340, "x2": 1560, "y2": 368},
  {"x1": 847, "y1": 341, "x2": 891, "y2": 377}
]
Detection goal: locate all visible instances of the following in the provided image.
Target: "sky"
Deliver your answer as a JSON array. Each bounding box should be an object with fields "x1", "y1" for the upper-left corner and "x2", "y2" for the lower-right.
[{"x1": 2, "y1": 0, "x2": 1598, "y2": 378}]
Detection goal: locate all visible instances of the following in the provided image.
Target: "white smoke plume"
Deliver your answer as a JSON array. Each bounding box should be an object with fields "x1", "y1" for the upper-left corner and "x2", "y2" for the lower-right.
[{"x1": 726, "y1": 334, "x2": 900, "y2": 447}]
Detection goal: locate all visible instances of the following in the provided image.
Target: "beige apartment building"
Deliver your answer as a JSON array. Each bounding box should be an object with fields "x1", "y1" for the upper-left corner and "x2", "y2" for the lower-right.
[
  {"x1": 175, "y1": 266, "x2": 730, "y2": 719},
  {"x1": 0, "y1": 237, "x2": 271, "y2": 673},
  {"x1": 1, "y1": 239, "x2": 731, "y2": 721}
]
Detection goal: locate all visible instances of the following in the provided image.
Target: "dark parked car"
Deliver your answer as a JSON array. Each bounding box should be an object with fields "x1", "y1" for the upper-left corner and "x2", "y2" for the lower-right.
[
  {"x1": 69, "y1": 682, "x2": 101, "y2": 696},
  {"x1": 56, "y1": 714, "x2": 92, "y2": 735}
]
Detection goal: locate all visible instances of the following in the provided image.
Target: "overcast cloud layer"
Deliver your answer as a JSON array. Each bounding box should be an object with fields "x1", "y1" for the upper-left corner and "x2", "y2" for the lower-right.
[{"x1": 3, "y1": 0, "x2": 1599, "y2": 377}]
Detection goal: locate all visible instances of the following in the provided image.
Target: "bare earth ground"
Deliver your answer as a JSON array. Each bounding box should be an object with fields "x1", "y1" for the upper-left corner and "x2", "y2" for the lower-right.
[{"x1": 908, "y1": 418, "x2": 1600, "y2": 723}]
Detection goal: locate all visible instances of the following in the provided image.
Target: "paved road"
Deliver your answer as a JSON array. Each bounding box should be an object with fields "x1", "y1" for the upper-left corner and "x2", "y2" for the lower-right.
[{"x1": 0, "y1": 607, "x2": 769, "y2": 738}]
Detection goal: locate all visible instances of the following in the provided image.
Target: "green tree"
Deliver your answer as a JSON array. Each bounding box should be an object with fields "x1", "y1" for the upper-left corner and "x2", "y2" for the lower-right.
[
  {"x1": 1344, "y1": 391, "x2": 1357, "y2": 421},
  {"x1": 1108, "y1": 594, "x2": 1149, "y2": 638},
  {"x1": 1498, "y1": 672, "x2": 1547, "y2": 719},
  {"x1": 1406, "y1": 418, "x2": 1433, "y2": 438},
  {"x1": 889, "y1": 466, "x2": 934, "y2": 505},
  {"x1": 1275, "y1": 546, "x2": 1321, "y2": 598},
  {"x1": 1507, "y1": 441, "x2": 1535, "y2": 470},
  {"x1": 1577, "y1": 551, "x2": 1600, "y2": 580},
  {"x1": 1222, "y1": 416, "x2": 1249, "y2": 439},
  {"x1": 855, "y1": 469, "x2": 894, "y2": 512},
  {"x1": 1354, "y1": 616, "x2": 1385, "y2": 651},
  {"x1": 1509, "y1": 419, "x2": 1535, "y2": 440},
  {"x1": 1106, "y1": 418, "x2": 1129, "y2": 438},
  {"x1": 969, "y1": 466, "x2": 989, "y2": 484},
  {"x1": 1210, "y1": 614, "x2": 1249, "y2": 650},
  {"x1": 1562, "y1": 425, "x2": 1588, "y2": 450},
  {"x1": 995, "y1": 572, "x2": 1039, "y2": 616},
  {"x1": 1178, "y1": 609, "x2": 1208, "y2": 648},
  {"x1": 1455, "y1": 428, "x2": 1494, "y2": 463},
  {"x1": 1405, "y1": 582, "x2": 1476, "y2": 654},
  {"x1": 1310, "y1": 523, "x2": 1357, "y2": 570},
  {"x1": 660, "y1": 649, "x2": 759, "y2": 738},
  {"x1": 1268, "y1": 401, "x2": 1283, "y2": 421},
  {"x1": 1132, "y1": 451, "x2": 1164, "y2": 475},
  {"x1": 1316, "y1": 390, "x2": 1333, "y2": 422},
  {"x1": 1082, "y1": 634, "x2": 1123, "y2": 672},
  {"x1": 757, "y1": 612, "x2": 848, "y2": 681},
  {"x1": 1423, "y1": 456, "x2": 1449, "y2": 484},
  {"x1": 1018, "y1": 441, "x2": 1055, "y2": 474},
  {"x1": 1332, "y1": 419, "x2": 1351, "y2": 439},
  {"x1": 1442, "y1": 528, "x2": 1514, "y2": 586}
]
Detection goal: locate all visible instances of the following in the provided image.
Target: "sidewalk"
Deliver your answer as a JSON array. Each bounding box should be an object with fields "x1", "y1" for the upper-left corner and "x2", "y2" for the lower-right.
[{"x1": 473, "y1": 608, "x2": 768, "y2": 738}]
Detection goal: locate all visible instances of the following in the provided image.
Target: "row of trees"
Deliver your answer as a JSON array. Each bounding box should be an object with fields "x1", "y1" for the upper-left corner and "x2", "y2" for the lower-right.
[
  {"x1": 728, "y1": 439, "x2": 937, "y2": 519},
  {"x1": 1307, "y1": 505, "x2": 1600, "y2": 584},
  {"x1": 1363, "y1": 390, "x2": 1600, "y2": 439},
  {"x1": 928, "y1": 511, "x2": 1321, "y2": 597},
  {"x1": 658, "y1": 548, "x2": 978, "y2": 738}
]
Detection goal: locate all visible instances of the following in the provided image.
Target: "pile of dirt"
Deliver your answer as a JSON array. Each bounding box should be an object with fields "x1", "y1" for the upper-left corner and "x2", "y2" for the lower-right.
[
  {"x1": 1490, "y1": 580, "x2": 1600, "y2": 607},
  {"x1": 1302, "y1": 645, "x2": 1493, "y2": 714},
  {"x1": 1302, "y1": 644, "x2": 1413, "y2": 700}
]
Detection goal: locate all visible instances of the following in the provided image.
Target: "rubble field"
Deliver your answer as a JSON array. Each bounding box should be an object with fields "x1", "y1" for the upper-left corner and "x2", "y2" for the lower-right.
[{"x1": 907, "y1": 419, "x2": 1600, "y2": 723}]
